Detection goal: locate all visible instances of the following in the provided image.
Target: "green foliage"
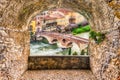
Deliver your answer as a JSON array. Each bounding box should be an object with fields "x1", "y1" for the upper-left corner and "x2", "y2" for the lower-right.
[
  {"x1": 42, "y1": 37, "x2": 49, "y2": 44},
  {"x1": 81, "y1": 46, "x2": 89, "y2": 55},
  {"x1": 72, "y1": 25, "x2": 90, "y2": 35},
  {"x1": 84, "y1": 46, "x2": 89, "y2": 55},
  {"x1": 81, "y1": 50, "x2": 85, "y2": 55},
  {"x1": 68, "y1": 47, "x2": 71, "y2": 55},
  {"x1": 30, "y1": 32, "x2": 34, "y2": 36},
  {"x1": 72, "y1": 51, "x2": 78, "y2": 55},
  {"x1": 89, "y1": 31, "x2": 105, "y2": 44},
  {"x1": 78, "y1": 23, "x2": 82, "y2": 27},
  {"x1": 86, "y1": 46, "x2": 89, "y2": 55}
]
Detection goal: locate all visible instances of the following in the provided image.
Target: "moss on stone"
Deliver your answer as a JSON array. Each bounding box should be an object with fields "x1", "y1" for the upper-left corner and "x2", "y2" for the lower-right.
[
  {"x1": 108, "y1": 0, "x2": 120, "y2": 9},
  {"x1": 108, "y1": 0, "x2": 120, "y2": 19},
  {"x1": 114, "y1": 11, "x2": 120, "y2": 19}
]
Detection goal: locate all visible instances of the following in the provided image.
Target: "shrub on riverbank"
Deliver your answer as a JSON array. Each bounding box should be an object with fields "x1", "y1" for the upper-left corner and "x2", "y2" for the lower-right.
[{"x1": 72, "y1": 25, "x2": 90, "y2": 35}]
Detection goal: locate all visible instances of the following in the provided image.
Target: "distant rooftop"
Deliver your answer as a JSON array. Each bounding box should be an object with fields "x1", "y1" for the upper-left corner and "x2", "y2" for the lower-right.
[{"x1": 33, "y1": 8, "x2": 73, "y2": 21}]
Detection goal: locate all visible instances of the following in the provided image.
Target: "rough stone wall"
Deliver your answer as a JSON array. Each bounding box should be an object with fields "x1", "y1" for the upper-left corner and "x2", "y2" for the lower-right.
[
  {"x1": 0, "y1": 28, "x2": 30, "y2": 80},
  {"x1": 28, "y1": 56, "x2": 90, "y2": 70},
  {"x1": 0, "y1": 0, "x2": 120, "y2": 80},
  {"x1": 89, "y1": 1, "x2": 120, "y2": 80}
]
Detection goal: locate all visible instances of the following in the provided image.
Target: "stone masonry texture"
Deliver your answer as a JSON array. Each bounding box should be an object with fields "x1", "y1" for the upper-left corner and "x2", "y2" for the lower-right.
[
  {"x1": 28, "y1": 56, "x2": 90, "y2": 70},
  {"x1": 0, "y1": 0, "x2": 120, "y2": 80}
]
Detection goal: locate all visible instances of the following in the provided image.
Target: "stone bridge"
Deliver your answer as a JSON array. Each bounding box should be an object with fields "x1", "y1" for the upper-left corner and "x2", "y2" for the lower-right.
[{"x1": 36, "y1": 31, "x2": 89, "y2": 49}]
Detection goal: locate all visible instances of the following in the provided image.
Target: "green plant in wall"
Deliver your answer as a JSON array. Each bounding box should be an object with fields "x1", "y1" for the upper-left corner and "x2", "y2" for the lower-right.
[{"x1": 89, "y1": 31, "x2": 105, "y2": 44}]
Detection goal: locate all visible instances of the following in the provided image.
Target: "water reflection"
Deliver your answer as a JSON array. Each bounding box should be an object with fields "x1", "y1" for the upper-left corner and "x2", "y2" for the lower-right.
[{"x1": 30, "y1": 38, "x2": 70, "y2": 56}]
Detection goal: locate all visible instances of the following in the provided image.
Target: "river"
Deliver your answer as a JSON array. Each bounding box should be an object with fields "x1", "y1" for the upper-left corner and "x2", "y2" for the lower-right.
[{"x1": 30, "y1": 32, "x2": 89, "y2": 56}]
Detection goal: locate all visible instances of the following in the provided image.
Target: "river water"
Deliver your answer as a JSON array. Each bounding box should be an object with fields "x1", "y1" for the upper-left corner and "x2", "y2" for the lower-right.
[{"x1": 30, "y1": 32, "x2": 89, "y2": 56}]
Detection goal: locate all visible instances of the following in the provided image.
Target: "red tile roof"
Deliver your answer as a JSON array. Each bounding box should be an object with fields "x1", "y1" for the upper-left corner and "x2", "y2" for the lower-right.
[
  {"x1": 57, "y1": 8, "x2": 72, "y2": 15},
  {"x1": 34, "y1": 8, "x2": 72, "y2": 21}
]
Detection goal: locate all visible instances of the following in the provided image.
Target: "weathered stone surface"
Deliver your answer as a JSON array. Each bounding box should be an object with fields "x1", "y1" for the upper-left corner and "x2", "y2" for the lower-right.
[
  {"x1": 0, "y1": 0, "x2": 120, "y2": 80},
  {"x1": 20, "y1": 70, "x2": 96, "y2": 80},
  {"x1": 0, "y1": 29, "x2": 30, "y2": 80},
  {"x1": 28, "y1": 56, "x2": 90, "y2": 70}
]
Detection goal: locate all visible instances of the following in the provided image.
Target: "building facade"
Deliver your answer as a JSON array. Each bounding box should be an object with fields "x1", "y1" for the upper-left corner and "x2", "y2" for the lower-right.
[{"x1": 29, "y1": 8, "x2": 87, "y2": 33}]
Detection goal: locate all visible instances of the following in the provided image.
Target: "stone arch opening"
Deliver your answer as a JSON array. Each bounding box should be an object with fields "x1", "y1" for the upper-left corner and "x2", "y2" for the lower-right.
[
  {"x1": 1, "y1": 0, "x2": 119, "y2": 80},
  {"x1": 29, "y1": 7, "x2": 90, "y2": 55},
  {"x1": 28, "y1": 8, "x2": 90, "y2": 70},
  {"x1": 21, "y1": 2, "x2": 120, "y2": 79}
]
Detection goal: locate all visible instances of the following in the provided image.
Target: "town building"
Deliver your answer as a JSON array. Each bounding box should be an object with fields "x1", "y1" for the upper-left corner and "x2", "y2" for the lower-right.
[{"x1": 29, "y1": 8, "x2": 87, "y2": 33}]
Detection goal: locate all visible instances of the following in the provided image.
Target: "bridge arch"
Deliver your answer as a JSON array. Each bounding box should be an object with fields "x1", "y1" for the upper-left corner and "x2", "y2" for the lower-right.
[
  {"x1": 36, "y1": 32, "x2": 59, "y2": 44},
  {"x1": 51, "y1": 39, "x2": 58, "y2": 43},
  {"x1": 66, "y1": 42, "x2": 73, "y2": 48},
  {"x1": 38, "y1": 35, "x2": 57, "y2": 44}
]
